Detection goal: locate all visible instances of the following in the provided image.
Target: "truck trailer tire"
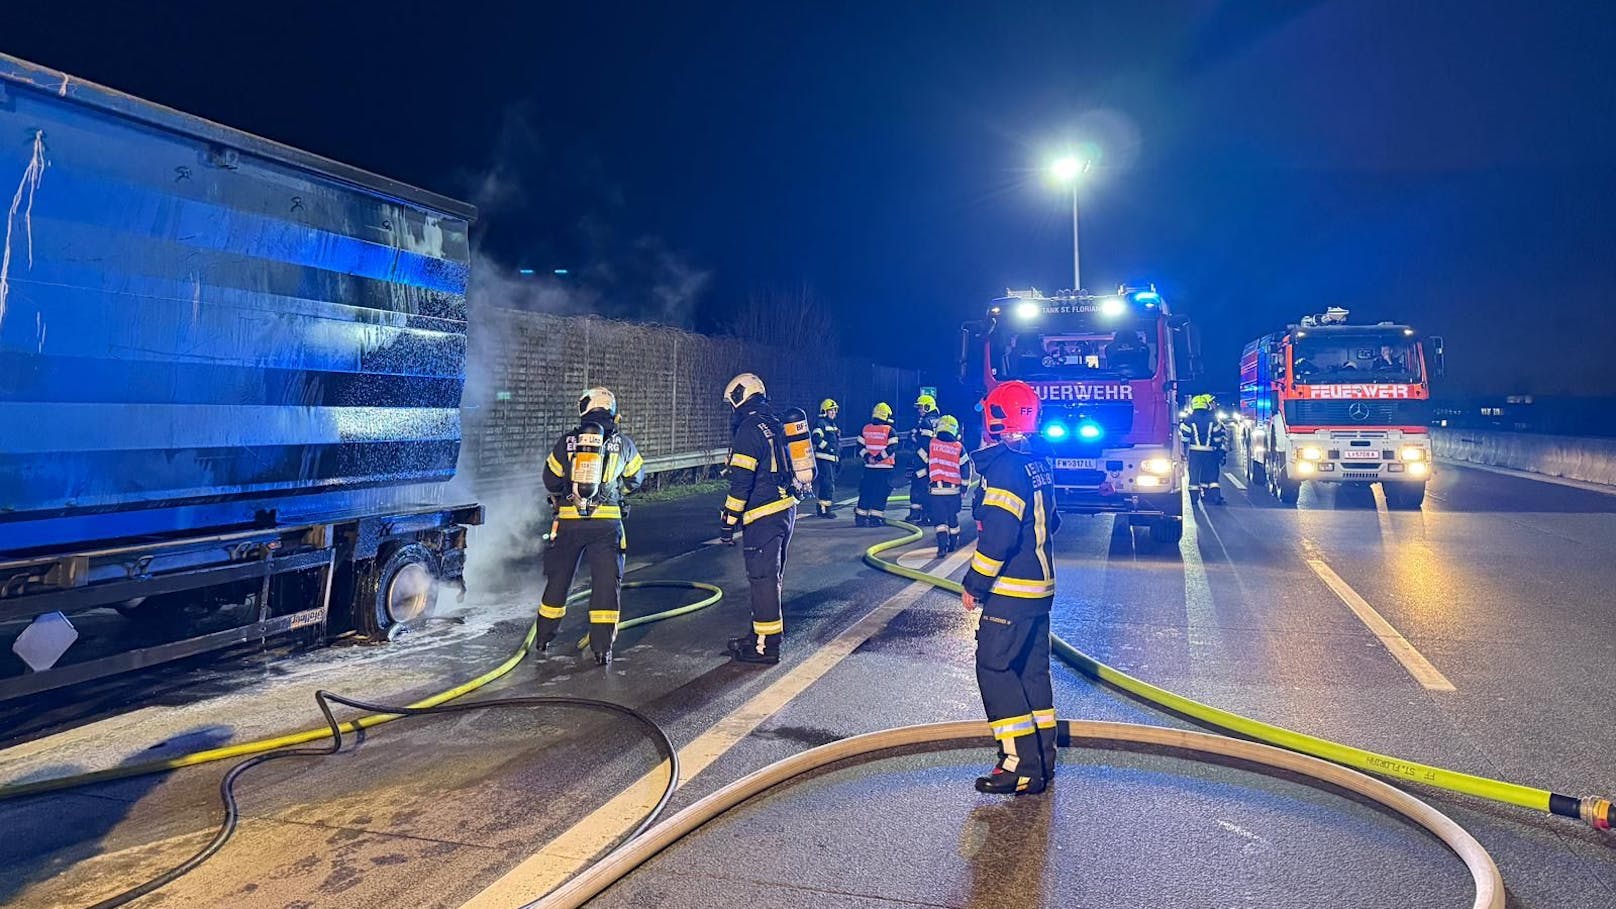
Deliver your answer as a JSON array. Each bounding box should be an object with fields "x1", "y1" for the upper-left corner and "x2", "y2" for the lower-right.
[
  {"x1": 355, "y1": 543, "x2": 442, "y2": 641},
  {"x1": 1270, "y1": 467, "x2": 1301, "y2": 506}
]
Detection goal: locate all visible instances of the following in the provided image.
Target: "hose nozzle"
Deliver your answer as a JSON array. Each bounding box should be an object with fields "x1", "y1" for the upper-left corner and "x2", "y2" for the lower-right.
[{"x1": 1581, "y1": 796, "x2": 1614, "y2": 831}]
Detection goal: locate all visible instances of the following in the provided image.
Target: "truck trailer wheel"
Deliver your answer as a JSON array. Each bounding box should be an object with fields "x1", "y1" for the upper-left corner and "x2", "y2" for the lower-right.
[
  {"x1": 1274, "y1": 469, "x2": 1301, "y2": 506},
  {"x1": 355, "y1": 543, "x2": 441, "y2": 641}
]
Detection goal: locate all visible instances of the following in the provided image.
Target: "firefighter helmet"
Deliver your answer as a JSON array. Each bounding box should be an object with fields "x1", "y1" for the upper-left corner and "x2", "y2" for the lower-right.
[
  {"x1": 724, "y1": 373, "x2": 767, "y2": 408},
  {"x1": 819, "y1": 398, "x2": 839, "y2": 416},
  {"x1": 983, "y1": 382, "x2": 1040, "y2": 440},
  {"x1": 872, "y1": 402, "x2": 894, "y2": 421},
  {"x1": 578, "y1": 386, "x2": 617, "y2": 417},
  {"x1": 937, "y1": 414, "x2": 961, "y2": 437},
  {"x1": 1191, "y1": 394, "x2": 1214, "y2": 411},
  {"x1": 915, "y1": 393, "x2": 938, "y2": 412}
]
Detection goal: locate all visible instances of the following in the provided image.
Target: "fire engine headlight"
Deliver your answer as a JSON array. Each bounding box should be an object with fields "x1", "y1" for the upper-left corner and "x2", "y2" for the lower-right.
[
  {"x1": 1136, "y1": 475, "x2": 1163, "y2": 487},
  {"x1": 1300, "y1": 446, "x2": 1323, "y2": 461},
  {"x1": 1296, "y1": 460, "x2": 1317, "y2": 475},
  {"x1": 1014, "y1": 301, "x2": 1040, "y2": 321},
  {"x1": 1098, "y1": 296, "x2": 1127, "y2": 318},
  {"x1": 1400, "y1": 446, "x2": 1425, "y2": 462},
  {"x1": 1140, "y1": 457, "x2": 1173, "y2": 476},
  {"x1": 1409, "y1": 461, "x2": 1430, "y2": 478}
]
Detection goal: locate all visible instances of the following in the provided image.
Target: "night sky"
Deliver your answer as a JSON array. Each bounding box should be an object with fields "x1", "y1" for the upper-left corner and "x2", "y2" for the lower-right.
[{"x1": 6, "y1": 1, "x2": 1614, "y2": 394}]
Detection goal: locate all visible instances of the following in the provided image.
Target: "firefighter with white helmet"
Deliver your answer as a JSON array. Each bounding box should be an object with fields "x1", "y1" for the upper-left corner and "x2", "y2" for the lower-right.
[
  {"x1": 856, "y1": 402, "x2": 897, "y2": 526},
  {"x1": 536, "y1": 386, "x2": 644, "y2": 665},
  {"x1": 809, "y1": 399, "x2": 842, "y2": 518},
  {"x1": 720, "y1": 373, "x2": 800, "y2": 665}
]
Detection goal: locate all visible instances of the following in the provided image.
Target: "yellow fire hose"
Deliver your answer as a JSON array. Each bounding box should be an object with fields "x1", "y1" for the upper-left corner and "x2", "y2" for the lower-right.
[
  {"x1": 0, "y1": 580, "x2": 722, "y2": 800},
  {"x1": 863, "y1": 520, "x2": 1614, "y2": 832}
]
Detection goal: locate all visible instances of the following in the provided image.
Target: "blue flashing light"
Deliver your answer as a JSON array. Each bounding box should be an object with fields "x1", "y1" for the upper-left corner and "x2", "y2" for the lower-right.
[
  {"x1": 1077, "y1": 420, "x2": 1103, "y2": 441},
  {"x1": 517, "y1": 267, "x2": 536, "y2": 276},
  {"x1": 1133, "y1": 291, "x2": 1161, "y2": 304},
  {"x1": 1042, "y1": 421, "x2": 1068, "y2": 441},
  {"x1": 554, "y1": 268, "x2": 570, "y2": 275}
]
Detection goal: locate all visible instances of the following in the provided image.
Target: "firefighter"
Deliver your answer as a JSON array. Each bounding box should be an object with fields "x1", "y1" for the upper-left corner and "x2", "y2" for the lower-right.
[
  {"x1": 537, "y1": 387, "x2": 645, "y2": 666},
  {"x1": 927, "y1": 415, "x2": 972, "y2": 558},
  {"x1": 907, "y1": 393, "x2": 941, "y2": 524},
  {"x1": 811, "y1": 398, "x2": 841, "y2": 518},
  {"x1": 856, "y1": 403, "x2": 897, "y2": 526},
  {"x1": 720, "y1": 373, "x2": 799, "y2": 665},
  {"x1": 1180, "y1": 393, "x2": 1227, "y2": 505},
  {"x1": 964, "y1": 380, "x2": 1060, "y2": 794}
]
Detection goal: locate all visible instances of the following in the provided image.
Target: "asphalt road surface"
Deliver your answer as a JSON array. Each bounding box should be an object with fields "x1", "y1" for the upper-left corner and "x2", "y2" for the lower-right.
[{"x1": 3, "y1": 463, "x2": 1613, "y2": 908}]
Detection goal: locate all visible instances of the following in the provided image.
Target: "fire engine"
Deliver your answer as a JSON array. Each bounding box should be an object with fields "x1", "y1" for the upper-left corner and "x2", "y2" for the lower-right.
[
  {"x1": 961, "y1": 285, "x2": 1201, "y2": 544},
  {"x1": 1238, "y1": 307, "x2": 1444, "y2": 508}
]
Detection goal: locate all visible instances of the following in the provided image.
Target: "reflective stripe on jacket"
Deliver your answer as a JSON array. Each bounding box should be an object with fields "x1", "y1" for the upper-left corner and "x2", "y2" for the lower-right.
[
  {"x1": 964, "y1": 442, "x2": 1060, "y2": 608},
  {"x1": 928, "y1": 436, "x2": 969, "y2": 489},
  {"x1": 862, "y1": 422, "x2": 896, "y2": 468},
  {"x1": 1178, "y1": 411, "x2": 1226, "y2": 452}
]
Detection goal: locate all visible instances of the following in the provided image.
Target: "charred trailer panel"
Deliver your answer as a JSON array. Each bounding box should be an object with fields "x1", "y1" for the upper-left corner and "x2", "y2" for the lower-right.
[{"x1": 0, "y1": 53, "x2": 482, "y2": 701}]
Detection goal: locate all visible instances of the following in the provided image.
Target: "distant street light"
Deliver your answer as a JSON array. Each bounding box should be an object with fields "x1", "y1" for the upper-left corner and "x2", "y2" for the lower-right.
[{"x1": 1049, "y1": 153, "x2": 1094, "y2": 293}]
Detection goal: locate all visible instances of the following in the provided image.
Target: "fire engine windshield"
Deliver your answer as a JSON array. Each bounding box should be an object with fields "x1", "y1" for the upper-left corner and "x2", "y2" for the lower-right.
[
  {"x1": 1292, "y1": 332, "x2": 1422, "y2": 384},
  {"x1": 991, "y1": 316, "x2": 1159, "y2": 381}
]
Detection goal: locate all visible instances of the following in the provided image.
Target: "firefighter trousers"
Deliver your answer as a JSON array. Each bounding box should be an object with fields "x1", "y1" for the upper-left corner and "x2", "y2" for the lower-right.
[
  {"x1": 1188, "y1": 449, "x2": 1222, "y2": 497},
  {"x1": 975, "y1": 598, "x2": 1056, "y2": 782},
  {"x1": 908, "y1": 473, "x2": 931, "y2": 522},
  {"x1": 856, "y1": 466, "x2": 893, "y2": 521},
  {"x1": 814, "y1": 459, "x2": 839, "y2": 513},
  {"x1": 536, "y1": 518, "x2": 624, "y2": 658},
  {"x1": 928, "y1": 487, "x2": 962, "y2": 551},
  {"x1": 741, "y1": 507, "x2": 795, "y2": 654}
]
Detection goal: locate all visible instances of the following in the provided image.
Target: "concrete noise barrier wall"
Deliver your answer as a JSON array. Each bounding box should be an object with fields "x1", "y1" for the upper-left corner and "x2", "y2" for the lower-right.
[{"x1": 1432, "y1": 428, "x2": 1616, "y2": 488}]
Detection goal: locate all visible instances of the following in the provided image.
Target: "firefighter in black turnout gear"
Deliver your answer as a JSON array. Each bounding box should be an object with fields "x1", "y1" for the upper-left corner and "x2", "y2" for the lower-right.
[
  {"x1": 907, "y1": 393, "x2": 941, "y2": 524},
  {"x1": 811, "y1": 398, "x2": 841, "y2": 518},
  {"x1": 964, "y1": 380, "x2": 1059, "y2": 795},
  {"x1": 537, "y1": 387, "x2": 645, "y2": 665},
  {"x1": 1180, "y1": 394, "x2": 1227, "y2": 504},
  {"x1": 720, "y1": 373, "x2": 802, "y2": 665}
]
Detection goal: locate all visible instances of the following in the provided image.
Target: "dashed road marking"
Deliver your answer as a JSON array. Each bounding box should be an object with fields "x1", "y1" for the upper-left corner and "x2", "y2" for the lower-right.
[
  {"x1": 1304, "y1": 556, "x2": 1455, "y2": 692},
  {"x1": 459, "y1": 543, "x2": 977, "y2": 909}
]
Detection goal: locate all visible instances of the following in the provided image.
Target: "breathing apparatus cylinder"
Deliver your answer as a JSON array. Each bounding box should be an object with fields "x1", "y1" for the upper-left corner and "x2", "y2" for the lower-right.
[
  {"x1": 780, "y1": 407, "x2": 817, "y2": 497},
  {"x1": 571, "y1": 422, "x2": 606, "y2": 516}
]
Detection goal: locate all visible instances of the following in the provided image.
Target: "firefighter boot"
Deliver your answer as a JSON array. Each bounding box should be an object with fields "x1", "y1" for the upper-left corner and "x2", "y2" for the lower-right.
[
  {"x1": 936, "y1": 529, "x2": 948, "y2": 559},
  {"x1": 974, "y1": 763, "x2": 1047, "y2": 795},
  {"x1": 727, "y1": 633, "x2": 781, "y2": 666},
  {"x1": 974, "y1": 731, "x2": 1047, "y2": 794}
]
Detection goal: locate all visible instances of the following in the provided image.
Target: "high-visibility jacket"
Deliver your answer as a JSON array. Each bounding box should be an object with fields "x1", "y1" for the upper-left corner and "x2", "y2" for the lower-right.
[
  {"x1": 544, "y1": 415, "x2": 645, "y2": 520},
  {"x1": 862, "y1": 421, "x2": 896, "y2": 468},
  {"x1": 909, "y1": 410, "x2": 940, "y2": 478},
  {"x1": 812, "y1": 416, "x2": 841, "y2": 463},
  {"x1": 722, "y1": 396, "x2": 800, "y2": 528},
  {"x1": 1179, "y1": 411, "x2": 1226, "y2": 452},
  {"x1": 965, "y1": 442, "x2": 1060, "y2": 609},
  {"x1": 928, "y1": 434, "x2": 971, "y2": 492}
]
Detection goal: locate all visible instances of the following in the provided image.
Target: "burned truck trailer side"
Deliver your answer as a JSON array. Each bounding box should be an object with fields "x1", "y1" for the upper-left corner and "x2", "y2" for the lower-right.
[{"x1": 0, "y1": 53, "x2": 481, "y2": 700}]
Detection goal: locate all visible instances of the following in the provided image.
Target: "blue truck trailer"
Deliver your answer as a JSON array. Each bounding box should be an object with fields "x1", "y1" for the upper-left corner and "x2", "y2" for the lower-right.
[{"x1": 0, "y1": 54, "x2": 482, "y2": 700}]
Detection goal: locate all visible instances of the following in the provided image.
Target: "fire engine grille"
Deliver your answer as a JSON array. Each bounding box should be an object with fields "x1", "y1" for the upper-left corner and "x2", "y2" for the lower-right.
[{"x1": 1284, "y1": 400, "x2": 1431, "y2": 426}]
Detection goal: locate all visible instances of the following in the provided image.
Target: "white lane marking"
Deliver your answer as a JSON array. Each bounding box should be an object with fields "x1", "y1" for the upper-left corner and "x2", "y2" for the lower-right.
[
  {"x1": 459, "y1": 544, "x2": 977, "y2": 909},
  {"x1": 1304, "y1": 557, "x2": 1455, "y2": 692},
  {"x1": 1223, "y1": 471, "x2": 1247, "y2": 491}
]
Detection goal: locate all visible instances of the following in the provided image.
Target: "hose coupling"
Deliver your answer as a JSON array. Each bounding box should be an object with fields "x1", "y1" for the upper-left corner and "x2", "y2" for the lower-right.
[{"x1": 1580, "y1": 796, "x2": 1614, "y2": 831}]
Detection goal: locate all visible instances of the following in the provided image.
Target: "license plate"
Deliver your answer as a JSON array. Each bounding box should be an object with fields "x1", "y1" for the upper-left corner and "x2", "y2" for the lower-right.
[
  {"x1": 1054, "y1": 458, "x2": 1097, "y2": 470},
  {"x1": 1341, "y1": 450, "x2": 1380, "y2": 460}
]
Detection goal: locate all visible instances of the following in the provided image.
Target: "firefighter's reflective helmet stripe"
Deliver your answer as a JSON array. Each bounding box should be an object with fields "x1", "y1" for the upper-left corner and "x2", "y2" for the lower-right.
[
  {"x1": 971, "y1": 551, "x2": 1005, "y2": 576},
  {"x1": 743, "y1": 495, "x2": 797, "y2": 524},
  {"x1": 725, "y1": 372, "x2": 767, "y2": 407},
  {"x1": 989, "y1": 713, "x2": 1036, "y2": 741},
  {"x1": 820, "y1": 398, "x2": 839, "y2": 414},
  {"x1": 753, "y1": 618, "x2": 784, "y2": 636},
  {"x1": 872, "y1": 402, "x2": 894, "y2": 420},
  {"x1": 558, "y1": 504, "x2": 623, "y2": 519},
  {"x1": 579, "y1": 386, "x2": 617, "y2": 416},
  {"x1": 1032, "y1": 709, "x2": 1057, "y2": 730},
  {"x1": 915, "y1": 393, "x2": 938, "y2": 411},
  {"x1": 729, "y1": 451, "x2": 759, "y2": 471},
  {"x1": 589, "y1": 610, "x2": 620, "y2": 625},
  {"x1": 989, "y1": 575, "x2": 1057, "y2": 598},
  {"x1": 980, "y1": 486, "x2": 1026, "y2": 520},
  {"x1": 546, "y1": 453, "x2": 565, "y2": 476},
  {"x1": 538, "y1": 603, "x2": 567, "y2": 620}
]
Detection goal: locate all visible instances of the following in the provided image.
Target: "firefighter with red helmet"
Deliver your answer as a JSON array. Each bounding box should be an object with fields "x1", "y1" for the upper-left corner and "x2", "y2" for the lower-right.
[
  {"x1": 964, "y1": 380, "x2": 1060, "y2": 794},
  {"x1": 536, "y1": 387, "x2": 645, "y2": 666},
  {"x1": 927, "y1": 414, "x2": 972, "y2": 558}
]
